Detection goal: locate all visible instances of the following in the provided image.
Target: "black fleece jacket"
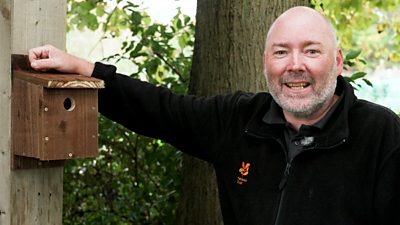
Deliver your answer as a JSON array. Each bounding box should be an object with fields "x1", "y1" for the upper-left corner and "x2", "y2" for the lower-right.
[{"x1": 92, "y1": 62, "x2": 400, "y2": 225}]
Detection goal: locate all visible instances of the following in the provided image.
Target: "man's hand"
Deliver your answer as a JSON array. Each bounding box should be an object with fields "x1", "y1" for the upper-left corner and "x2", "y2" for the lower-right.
[{"x1": 28, "y1": 44, "x2": 95, "y2": 77}]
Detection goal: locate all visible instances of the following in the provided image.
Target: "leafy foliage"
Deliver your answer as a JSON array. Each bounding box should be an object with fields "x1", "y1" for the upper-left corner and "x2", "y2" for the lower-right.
[
  {"x1": 64, "y1": 1, "x2": 194, "y2": 224},
  {"x1": 311, "y1": 0, "x2": 400, "y2": 69},
  {"x1": 342, "y1": 49, "x2": 371, "y2": 89},
  {"x1": 63, "y1": 118, "x2": 182, "y2": 224},
  {"x1": 310, "y1": 0, "x2": 384, "y2": 88}
]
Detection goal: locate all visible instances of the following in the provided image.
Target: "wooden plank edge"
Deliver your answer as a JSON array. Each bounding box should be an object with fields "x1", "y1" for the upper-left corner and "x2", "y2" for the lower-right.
[
  {"x1": 12, "y1": 54, "x2": 104, "y2": 89},
  {"x1": 11, "y1": 155, "x2": 65, "y2": 170}
]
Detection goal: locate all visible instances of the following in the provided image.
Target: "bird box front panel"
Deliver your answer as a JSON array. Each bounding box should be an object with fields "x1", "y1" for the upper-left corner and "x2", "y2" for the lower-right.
[{"x1": 40, "y1": 88, "x2": 99, "y2": 160}]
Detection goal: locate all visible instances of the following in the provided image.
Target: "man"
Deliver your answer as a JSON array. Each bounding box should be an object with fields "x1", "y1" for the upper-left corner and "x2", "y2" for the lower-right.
[{"x1": 29, "y1": 6, "x2": 400, "y2": 225}]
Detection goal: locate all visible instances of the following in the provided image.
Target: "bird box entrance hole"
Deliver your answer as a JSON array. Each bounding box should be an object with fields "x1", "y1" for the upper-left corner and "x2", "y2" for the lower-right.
[{"x1": 63, "y1": 97, "x2": 75, "y2": 111}]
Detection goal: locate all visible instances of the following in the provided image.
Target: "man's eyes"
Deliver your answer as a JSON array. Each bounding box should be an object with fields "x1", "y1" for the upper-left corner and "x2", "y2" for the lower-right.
[
  {"x1": 273, "y1": 50, "x2": 287, "y2": 57},
  {"x1": 306, "y1": 49, "x2": 320, "y2": 55},
  {"x1": 272, "y1": 49, "x2": 321, "y2": 57}
]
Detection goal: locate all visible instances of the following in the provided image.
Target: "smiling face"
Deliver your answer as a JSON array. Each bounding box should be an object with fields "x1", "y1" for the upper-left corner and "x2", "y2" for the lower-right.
[{"x1": 264, "y1": 7, "x2": 343, "y2": 119}]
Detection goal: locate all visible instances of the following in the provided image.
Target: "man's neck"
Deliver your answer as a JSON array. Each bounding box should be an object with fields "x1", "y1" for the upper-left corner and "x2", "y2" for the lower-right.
[{"x1": 284, "y1": 95, "x2": 339, "y2": 131}]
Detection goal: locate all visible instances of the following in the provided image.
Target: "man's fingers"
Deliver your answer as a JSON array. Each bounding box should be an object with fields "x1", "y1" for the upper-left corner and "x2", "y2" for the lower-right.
[
  {"x1": 28, "y1": 45, "x2": 55, "y2": 62},
  {"x1": 30, "y1": 58, "x2": 57, "y2": 71},
  {"x1": 29, "y1": 47, "x2": 46, "y2": 61},
  {"x1": 28, "y1": 45, "x2": 61, "y2": 71}
]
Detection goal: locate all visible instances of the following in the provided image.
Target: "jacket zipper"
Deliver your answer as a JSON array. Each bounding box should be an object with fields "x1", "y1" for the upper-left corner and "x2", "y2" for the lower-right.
[
  {"x1": 272, "y1": 139, "x2": 347, "y2": 225},
  {"x1": 273, "y1": 159, "x2": 292, "y2": 225},
  {"x1": 279, "y1": 160, "x2": 292, "y2": 190},
  {"x1": 245, "y1": 129, "x2": 347, "y2": 225},
  {"x1": 244, "y1": 130, "x2": 292, "y2": 225}
]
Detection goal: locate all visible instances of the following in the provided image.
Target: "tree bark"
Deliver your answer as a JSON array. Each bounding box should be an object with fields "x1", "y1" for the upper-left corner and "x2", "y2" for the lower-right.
[{"x1": 176, "y1": 0, "x2": 309, "y2": 224}]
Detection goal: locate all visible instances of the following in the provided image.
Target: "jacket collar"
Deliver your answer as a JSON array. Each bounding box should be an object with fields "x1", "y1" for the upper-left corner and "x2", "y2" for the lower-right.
[{"x1": 245, "y1": 76, "x2": 356, "y2": 149}]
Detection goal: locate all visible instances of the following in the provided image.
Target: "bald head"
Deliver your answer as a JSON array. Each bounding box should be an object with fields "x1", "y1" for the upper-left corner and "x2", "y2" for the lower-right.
[{"x1": 265, "y1": 6, "x2": 338, "y2": 51}]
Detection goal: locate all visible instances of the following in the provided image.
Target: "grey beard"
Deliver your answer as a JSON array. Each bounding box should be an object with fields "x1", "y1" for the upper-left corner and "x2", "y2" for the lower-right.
[
  {"x1": 268, "y1": 71, "x2": 338, "y2": 119},
  {"x1": 283, "y1": 95, "x2": 333, "y2": 118}
]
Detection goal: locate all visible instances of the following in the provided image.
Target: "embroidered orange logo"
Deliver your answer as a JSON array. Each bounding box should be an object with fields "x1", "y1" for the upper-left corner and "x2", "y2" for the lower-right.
[{"x1": 237, "y1": 162, "x2": 251, "y2": 185}]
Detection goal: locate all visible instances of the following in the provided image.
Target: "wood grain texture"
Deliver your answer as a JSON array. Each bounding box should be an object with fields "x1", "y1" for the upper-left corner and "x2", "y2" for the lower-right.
[
  {"x1": 0, "y1": 0, "x2": 12, "y2": 224},
  {"x1": 11, "y1": 168, "x2": 63, "y2": 225},
  {"x1": 12, "y1": 156, "x2": 65, "y2": 170},
  {"x1": 14, "y1": 70, "x2": 105, "y2": 89},
  {"x1": 11, "y1": 0, "x2": 66, "y2": 54},
  {"x1": 12, "y1": 78, "x2": 43, "y2": 159},
  {"x1": 7, "y1": 0, "x2": 68, "y2": 224}
]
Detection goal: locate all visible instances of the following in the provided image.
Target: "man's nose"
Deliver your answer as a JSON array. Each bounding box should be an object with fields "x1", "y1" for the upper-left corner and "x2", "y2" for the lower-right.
[{"x1": 288, "y1": 52, "x2": 305, "y2": 72}]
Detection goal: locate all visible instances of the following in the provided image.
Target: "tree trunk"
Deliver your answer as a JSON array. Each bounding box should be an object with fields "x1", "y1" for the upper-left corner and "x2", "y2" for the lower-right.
[{"x1": 176, "y1": 0, "x2": 309, "y2": 224}]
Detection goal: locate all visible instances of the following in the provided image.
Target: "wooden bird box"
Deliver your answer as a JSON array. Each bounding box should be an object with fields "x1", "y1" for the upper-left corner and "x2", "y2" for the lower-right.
[{"x1": 11, "y1": 55, "x2": 104, "y2": 169}]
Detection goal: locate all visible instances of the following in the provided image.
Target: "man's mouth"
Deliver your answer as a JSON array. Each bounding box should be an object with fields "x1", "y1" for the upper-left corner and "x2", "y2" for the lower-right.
[{"x1": 285, "y1": 82, "x2": 310, "y2": 89}]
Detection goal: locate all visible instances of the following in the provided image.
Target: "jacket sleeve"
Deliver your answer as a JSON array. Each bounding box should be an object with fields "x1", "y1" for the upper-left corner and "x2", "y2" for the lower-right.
[
  {"x1": 373, "y1": 114, "x2": 400, "y2": 224},
  {"x1": 91, "y1": 62, "x2": 246, "y2": 163}
]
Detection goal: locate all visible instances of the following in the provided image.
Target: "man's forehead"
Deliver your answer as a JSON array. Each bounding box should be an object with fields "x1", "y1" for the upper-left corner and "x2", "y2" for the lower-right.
[
  {"x1": 270, "y1": 41, "x2": 323, "y2": 48},
  {"x1": 267, "y1": 22, "x2": 331, "y2": 44},
  {"x1": 272, "y1": 15, "x2": 328, "y2": 33}
]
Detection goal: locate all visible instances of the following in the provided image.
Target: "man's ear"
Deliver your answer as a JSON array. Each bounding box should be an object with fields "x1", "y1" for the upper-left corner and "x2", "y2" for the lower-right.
[{"x1": 336, "y1": 48, "x2": 344, "y2": 75}]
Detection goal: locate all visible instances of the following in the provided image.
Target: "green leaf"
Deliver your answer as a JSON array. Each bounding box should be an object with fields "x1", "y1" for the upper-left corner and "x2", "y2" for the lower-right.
[
  {"x1": 184, "y1": 15, "x2": 191, "y2": 25},
  {"x1": 345, "y1": 61, "x2": 355, "y2": 67},
  {"x1": 362, "y1": 78, "x2": 373, "y2": 87},
  {"x1": 95, "y1": 6, "x2": 105, "y2": 17},
  {"x1": 132, "y1": 43, "x2": 143, "y2": 54},
  {"x1": 178, "y1": 36, "x2": 186, "y2": 48},
  {"x1": 131, "y1": 11, "x2": 142, "y2": 25},
  {"x1": 176, "y1": 19, "x2": 183, "y2": 29},
  {"x1": 145, "y1": 59, "x2": 159, "y2": 75},
  {"x1": 345, "y1": 49, "x2": 362, "y2": 61},
  {"x1": 142, "y1": 16, "x2": 151, "y2": 25},
  {"x1": 145, "y1": 24, "x2": 158, "y2": 36},
  {"x1": 350, "y1": 71, "x2": 367, "y2": 80},
  {"x1": 359, "y1": 59, "x2": 367, "y2": 65}
]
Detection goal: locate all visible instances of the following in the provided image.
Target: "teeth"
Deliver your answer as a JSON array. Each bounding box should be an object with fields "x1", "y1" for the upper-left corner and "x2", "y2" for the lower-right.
[{"x1": 286, "y1": 83, "x2": 308, "y2": 89}]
